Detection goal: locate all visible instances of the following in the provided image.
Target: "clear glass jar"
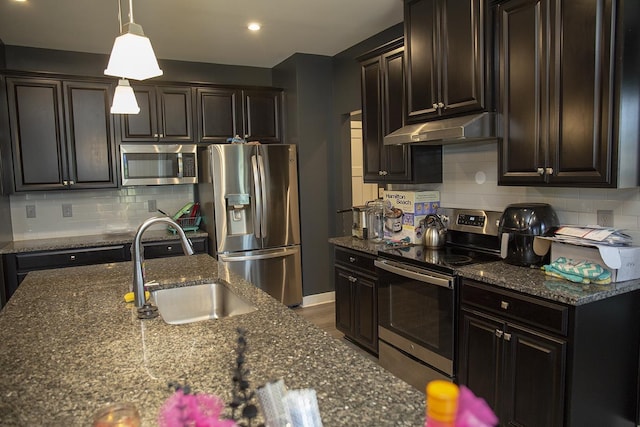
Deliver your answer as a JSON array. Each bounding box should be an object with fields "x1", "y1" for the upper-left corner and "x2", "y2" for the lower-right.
[{"x1": 366, "y1": 199, "x2": 390, "y2": 242}]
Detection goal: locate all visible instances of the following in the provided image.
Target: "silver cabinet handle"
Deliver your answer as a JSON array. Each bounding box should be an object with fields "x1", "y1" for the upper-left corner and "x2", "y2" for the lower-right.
[
  {"x1": 348, "y1": 276, "x2": 358, "y2": 283},
  {"x1": 537, "y1": 167, "x2": 545, "y2": 175},
  {"x1": 504, "y1": 333, "x2": 512, "y2": 341},
  {"x1": 154, "y1": 133, "x2": 159, "y2": 138},
  {"x1": 433, "y1": 103, "x2": 439, "y2": 109},
  {"x1": 167, "y1": 246, "x2": 172, "y2": 251},
  {"x1": 500, "y1": 301, "x2": 509, "y2": 310},
  {"x1": 496, "y1": 329, "x2": 504, "y2": 338},
  {"x1": 546, "y1": 167, "x2": 554, "y2": 175},
  {"x1": 69, "y1": 255, "x2": 76, "y2": 261},
  {"x1": 349, "y1": 256, "x2": 356, "y2": 263},
  {"x1": 63, "y1": 180, "x2": 68, "y2": 185},
  {"x1": 437, "y1": 102, "x2": 444, "y2": 108},
  {"x1": 69, "y1": 180, "x2": 74, "y2": 185}
]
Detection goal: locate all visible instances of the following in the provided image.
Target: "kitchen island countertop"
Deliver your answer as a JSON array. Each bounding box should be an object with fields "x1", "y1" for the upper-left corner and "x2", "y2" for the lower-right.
[
  {"x1": 330, "y1": 236, "x2": 640, "y2": 306},
  {"x1": 0, "y1": 254, "x2": 425, "y2": 426}
]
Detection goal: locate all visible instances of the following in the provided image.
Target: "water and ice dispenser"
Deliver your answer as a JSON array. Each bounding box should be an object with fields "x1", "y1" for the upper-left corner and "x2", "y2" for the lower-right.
[{"x1": 225, "y1": 194, "x2": 252, "y2": 236}]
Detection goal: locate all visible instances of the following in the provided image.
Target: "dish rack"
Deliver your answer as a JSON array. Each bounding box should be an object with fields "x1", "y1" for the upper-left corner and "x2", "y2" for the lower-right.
[{"x1": 168, "y1": 216, "x2": 202, "y2": 234}]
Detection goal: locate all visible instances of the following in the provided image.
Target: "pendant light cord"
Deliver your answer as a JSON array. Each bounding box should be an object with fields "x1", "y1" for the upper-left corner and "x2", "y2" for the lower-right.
[
  {"x1": 117, "y1": 0, "x2": 122, "y2": 33},
  {"x1": 129, "y1": 0, "x2": 135, "y2": 23}
]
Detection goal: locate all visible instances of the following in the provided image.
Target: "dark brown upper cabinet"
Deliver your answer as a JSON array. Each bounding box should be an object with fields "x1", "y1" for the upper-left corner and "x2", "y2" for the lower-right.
[
  {"x1": 242, "y1": 89, "x2": 284, "y2": 144},
  {"x1": 120, "y1": 85, "x2": 194, "y2": 143},
  {"x1": 360, "y1": 39, "x2": 443, "y2": 184},
  {"x1": 404, "y1": 0, "x2": 487, "y2": 123},
  {"x1": 498, "y1": 0, "x2": 640, "y2": 187},
  {"x1": 196, "y1": 87, "x2": 283, "y2": 144},
  {"x1": 196, "y1": 87, "x2": 242, "y2": 143},
  {"x1": 7, "y1": 77, "x2": 118, "y2": 191}
]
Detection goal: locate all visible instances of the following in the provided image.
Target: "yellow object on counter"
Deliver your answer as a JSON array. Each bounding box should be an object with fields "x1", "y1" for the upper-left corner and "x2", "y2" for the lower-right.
[{"x1": 124, "y1": 291, "x2": 150, "y2": 303}]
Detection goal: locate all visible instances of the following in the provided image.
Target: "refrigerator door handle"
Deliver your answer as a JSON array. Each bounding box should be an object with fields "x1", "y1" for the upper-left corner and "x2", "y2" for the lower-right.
[
  {"x1": 257, "y1": 153, "x2": 268, "y2": 238},
  {"x1": 251, "y1": 154, "x2": 262, "y2": 238},
  {"x1": 219, "y1": 247, "x2": 299, "y2": 262}
]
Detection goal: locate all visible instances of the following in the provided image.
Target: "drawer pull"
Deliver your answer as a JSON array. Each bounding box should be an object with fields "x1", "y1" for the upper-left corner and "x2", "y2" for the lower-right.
[
  {"x1": 495, "y1": 329, "x2": 504, "y2": 338},
  {"x1": 500, "y1": 301, "x2": 509, "y2": 310},
  {"x1": 348, "y1": 276, "x2": 358, "y2": 283},
  {"x1": 69, "y1": 255, "x2": 76, "y2": 261},
  {"x1": 167, "y1": 246, "x2": 172, "y2": 251},
  {"x1": 349, "y1": 256, "x2": 356, "y2": 263},
  {"x1": 503, "y1": 333, "x2": 512, "y2": 342}
]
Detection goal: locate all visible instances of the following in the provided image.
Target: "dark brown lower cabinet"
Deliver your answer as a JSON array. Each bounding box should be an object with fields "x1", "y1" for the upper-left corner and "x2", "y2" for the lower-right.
[
  {"x1": 334, "y1": 247, "x2": 378, "y2": 355},
  {"x1": 459, "y1": 279, "x2": 640, "y2": 427},
  {"x1": 1, "y1": 237, "x2": 208, "y2": 305}
]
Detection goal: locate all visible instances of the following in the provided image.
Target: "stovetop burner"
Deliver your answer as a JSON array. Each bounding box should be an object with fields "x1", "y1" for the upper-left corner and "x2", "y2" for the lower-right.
[{"x1": 378, "y1": 244, "x2": 501, "y2": 275}]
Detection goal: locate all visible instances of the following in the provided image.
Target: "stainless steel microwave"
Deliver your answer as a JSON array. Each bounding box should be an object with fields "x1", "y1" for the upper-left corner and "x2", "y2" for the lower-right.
[{"x1": 120, "y1": 144, "x2": 198, "y2": 186}]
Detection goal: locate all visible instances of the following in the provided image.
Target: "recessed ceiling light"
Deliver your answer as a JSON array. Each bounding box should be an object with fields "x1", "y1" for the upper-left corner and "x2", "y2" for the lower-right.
[{"x1": 248, "y1": 22, "x2": 261, "y2": 31}]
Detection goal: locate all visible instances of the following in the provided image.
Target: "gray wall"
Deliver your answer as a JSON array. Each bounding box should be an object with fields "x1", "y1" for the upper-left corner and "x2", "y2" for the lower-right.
[
  {"x1": 273, "y1": 54, "x2": 334, "y2": 296},
  {"x1": 329, "y1": 23, "x2": 403, "y2": 237},
  {"x1": 4, "y1": 46, "x2": 273, "y2": 86}
]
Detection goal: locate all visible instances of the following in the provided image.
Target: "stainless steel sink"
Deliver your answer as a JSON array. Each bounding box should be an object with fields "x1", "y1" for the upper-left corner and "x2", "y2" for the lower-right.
[{"x1": 151, "y1": 282, "x2": 257, "y2": 325}]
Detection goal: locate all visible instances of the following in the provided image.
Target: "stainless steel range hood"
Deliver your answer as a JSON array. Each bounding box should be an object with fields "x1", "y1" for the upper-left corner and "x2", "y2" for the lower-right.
[{"x1": 383, "y1": 112, "x2": 498, "y2": 145}]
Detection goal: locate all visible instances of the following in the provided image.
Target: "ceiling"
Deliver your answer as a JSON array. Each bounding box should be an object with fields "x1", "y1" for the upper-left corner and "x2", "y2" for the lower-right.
[{"x1": 0, "y1": 0, "x2": 404, "y2": 68}]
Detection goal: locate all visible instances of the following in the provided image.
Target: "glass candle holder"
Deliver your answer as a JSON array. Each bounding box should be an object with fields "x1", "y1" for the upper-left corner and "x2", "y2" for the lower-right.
[{"x1": 92, "y1": 402, "x2": 141, "y2": 427}]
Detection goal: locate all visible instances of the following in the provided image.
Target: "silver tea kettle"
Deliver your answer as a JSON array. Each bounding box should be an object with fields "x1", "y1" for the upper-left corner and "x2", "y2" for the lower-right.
[{"x1": 423, "y1": 214, "x2": 447, "y2": 248}]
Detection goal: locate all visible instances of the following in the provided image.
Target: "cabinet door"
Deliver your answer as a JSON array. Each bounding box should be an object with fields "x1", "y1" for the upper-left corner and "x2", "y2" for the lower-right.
[
  {"x1": 243, "y1": 89, "x2": 283, "y2": 143},
  {"x1": 440, "y1": 0, "x2": 486, "y2": 116},
  {"x1": 335, "y1": 266, "x2": 355, "y2": 336},
  {"x1": 361, "y1": 57, "x2": 384, "y2": 182},
  {"x1": 502, "y1": 323, "x2": 566, "y2": 427},
  {"x1": 157, "y1": 86, "x2": 194, "y2": 142},
  {"x1": 381, "y1": 46, "x2": 411, "y2": 182},
  {"x1": 7, "y1": 78, "x2": 68, "y2": 191},
  {"x1": 547, "y1": 0, "x2": 614, "y2": 186},
  {"x1": 196, "y1": 87, "x2": 242, "y2": 143},
  {"x1": 497, "y1": 0, "x2": 549, "y2": 185},
  {"x1": 62, "y1": 81, "x2": 118, "y2": 189},
  {"x1": 458, "y1": 309, "x2": 502, "y2": 412},
  {"x1": 405, "y1": 0, "x2": 440, "y2": 122},
  {"x1": 353, "y1": 273, "x2": 377, "y2": 353},
  {"x1": 120, "y1": 85, "x2": 158, "y2": 141}
]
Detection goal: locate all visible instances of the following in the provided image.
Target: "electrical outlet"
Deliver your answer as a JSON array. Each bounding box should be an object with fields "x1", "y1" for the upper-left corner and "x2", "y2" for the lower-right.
[
  {"x1": 62, "y1": 203, "x2": 73, "y2": 218},
  {"x1": 597, "y1": 210, "x2": 613, "y2": 227},
  {"x1": 148, "y1": 199, "x2": 157, "y2": 212},
  {"x1": 26, "y1": 205, "x2": 36, "y2": 218}
]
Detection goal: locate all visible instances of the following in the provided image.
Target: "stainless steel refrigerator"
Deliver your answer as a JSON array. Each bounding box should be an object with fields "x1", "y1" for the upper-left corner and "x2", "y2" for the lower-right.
[{"x1": 198, "y1": 144, "x2": 303, "y2": 306}]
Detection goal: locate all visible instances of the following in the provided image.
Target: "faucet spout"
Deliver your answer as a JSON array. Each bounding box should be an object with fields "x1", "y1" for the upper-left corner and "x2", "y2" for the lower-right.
[{"x1": 131, "y1": 216, "x2": 194, "y2": 314}]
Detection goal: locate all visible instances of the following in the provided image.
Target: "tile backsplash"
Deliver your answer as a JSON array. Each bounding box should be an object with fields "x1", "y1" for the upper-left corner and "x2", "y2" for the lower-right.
[
  {"x1": 390, "y1": 142, "x2": 640, "y2": 241},
  {"x1": 10, "y1": 185, "x2": 195, "y2": 241}
]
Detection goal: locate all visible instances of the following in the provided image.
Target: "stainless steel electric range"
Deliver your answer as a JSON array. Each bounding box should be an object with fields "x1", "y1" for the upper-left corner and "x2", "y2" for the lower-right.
[{"x1": 375, "y1": 208, "x2": 503, "y2": 391}]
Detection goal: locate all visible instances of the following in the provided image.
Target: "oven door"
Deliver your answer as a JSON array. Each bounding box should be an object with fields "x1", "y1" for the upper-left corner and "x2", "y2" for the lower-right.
[{"x1": 375, "y1": 258, "x2": 455, "y2": 377}]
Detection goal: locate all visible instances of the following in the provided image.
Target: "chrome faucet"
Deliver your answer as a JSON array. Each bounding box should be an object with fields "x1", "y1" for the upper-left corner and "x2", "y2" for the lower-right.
[{"x1": 132, "y1": 216, "x2": 194, "y2": 318}]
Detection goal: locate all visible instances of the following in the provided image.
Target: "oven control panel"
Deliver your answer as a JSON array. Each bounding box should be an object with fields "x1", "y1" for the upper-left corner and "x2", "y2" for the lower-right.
[
  {"x1": 457, "y1": 214, "x2": 486, "y2": 227},
  {"x1": 438, "y1": 208, "x2": 502, "y2": 236}
]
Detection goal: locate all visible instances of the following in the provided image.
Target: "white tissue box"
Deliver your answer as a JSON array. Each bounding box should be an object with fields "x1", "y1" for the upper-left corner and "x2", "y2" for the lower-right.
[{"x1": 533, "y1": 237, "x2": 640, "y2": 283}]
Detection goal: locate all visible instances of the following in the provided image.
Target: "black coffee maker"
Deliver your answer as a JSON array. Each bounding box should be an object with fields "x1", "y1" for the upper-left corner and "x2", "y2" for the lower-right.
[{"x1": 499, "y1": 203, "x2": 559, "y2": 266}]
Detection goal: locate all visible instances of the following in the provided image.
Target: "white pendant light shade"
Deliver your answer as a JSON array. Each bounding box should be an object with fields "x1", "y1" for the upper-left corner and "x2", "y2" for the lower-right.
[
  {"x1": 105, "y1": 22, "x2": 163, "y2": 81},
  {"x1": 111, "y1": 79, "x2": 140, "y2": 114}
]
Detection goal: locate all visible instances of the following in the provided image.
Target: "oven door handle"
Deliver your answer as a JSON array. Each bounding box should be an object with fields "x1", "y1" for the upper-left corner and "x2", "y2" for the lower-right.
[{"x1": 374, "y1": 259, "x2": 453, "y2": 289}]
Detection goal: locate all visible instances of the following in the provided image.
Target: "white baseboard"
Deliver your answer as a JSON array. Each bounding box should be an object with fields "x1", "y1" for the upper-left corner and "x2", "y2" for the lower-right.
[{"x1": 301, "y1": 291, "x2": 335, "y2": 307}]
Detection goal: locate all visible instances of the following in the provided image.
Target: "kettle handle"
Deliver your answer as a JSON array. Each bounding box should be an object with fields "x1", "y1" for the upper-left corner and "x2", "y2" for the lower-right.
[{"x1": 426, "y1": 214, "x2": 446, "y2": 229}]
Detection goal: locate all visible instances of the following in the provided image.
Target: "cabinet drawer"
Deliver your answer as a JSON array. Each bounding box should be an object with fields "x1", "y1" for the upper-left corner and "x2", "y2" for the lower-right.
[
  {"x1": 334, "y1": 247, "x2": 376, "y2": 274},
  {"x1": 461, "y1": 279, "x2": 569, "y2": 336},
  {"x1": 143, "y1": 238, "x2": 207, "y2": 259},
  {"x1": 16, "y1": 245, "x2": 127, "y2": 272}
]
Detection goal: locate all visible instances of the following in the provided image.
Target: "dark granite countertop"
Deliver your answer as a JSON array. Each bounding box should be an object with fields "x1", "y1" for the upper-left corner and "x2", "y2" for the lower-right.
[
  {"x1": 0, "y1": 229, "x2": 209, "y2": 254},
  {"x1": 0, "y1": 254, "x2": 425, "y2": 426},
  {"x1": 330, "y1": 236, "x2": 640, "y2": 306}
]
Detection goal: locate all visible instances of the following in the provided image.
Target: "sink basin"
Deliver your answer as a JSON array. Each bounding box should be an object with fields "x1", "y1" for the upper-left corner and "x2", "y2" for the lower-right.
[{"x1": 151, "y1": 282, "x2": 257, "y2": 325}]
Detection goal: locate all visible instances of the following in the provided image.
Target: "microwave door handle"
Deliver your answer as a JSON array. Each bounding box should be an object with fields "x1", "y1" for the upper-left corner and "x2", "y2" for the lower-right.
[
  {"x1": 251, "y1": 154, "x2": 262, "y2": 238},
  {"x1": 257, "y1": 154, "x2": 268, "y2": 238},
  {"x1": 374, "y1": 260, "x2": 453, "y2": 289},
  {"x1": 177, "y1": 153, "x2": 183, "y2": 178}
]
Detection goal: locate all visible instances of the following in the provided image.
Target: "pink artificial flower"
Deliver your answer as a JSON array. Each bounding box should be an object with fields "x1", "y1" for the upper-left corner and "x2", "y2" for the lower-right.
[
  {"x1": 455, "y1": 386, "x2": 498, "y2": 427},
  {"x1": 158, "y1": 389, "x2": 237, "y2": 427}
]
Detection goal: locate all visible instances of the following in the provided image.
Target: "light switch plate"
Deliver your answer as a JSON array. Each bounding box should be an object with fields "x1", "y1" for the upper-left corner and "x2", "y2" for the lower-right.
[
  {"x1": 62, "y1": 203, "x2": 73, "y2": 218},
  {"x1": 26, "y1": 205, "x2": 36, "y2": 218}
]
